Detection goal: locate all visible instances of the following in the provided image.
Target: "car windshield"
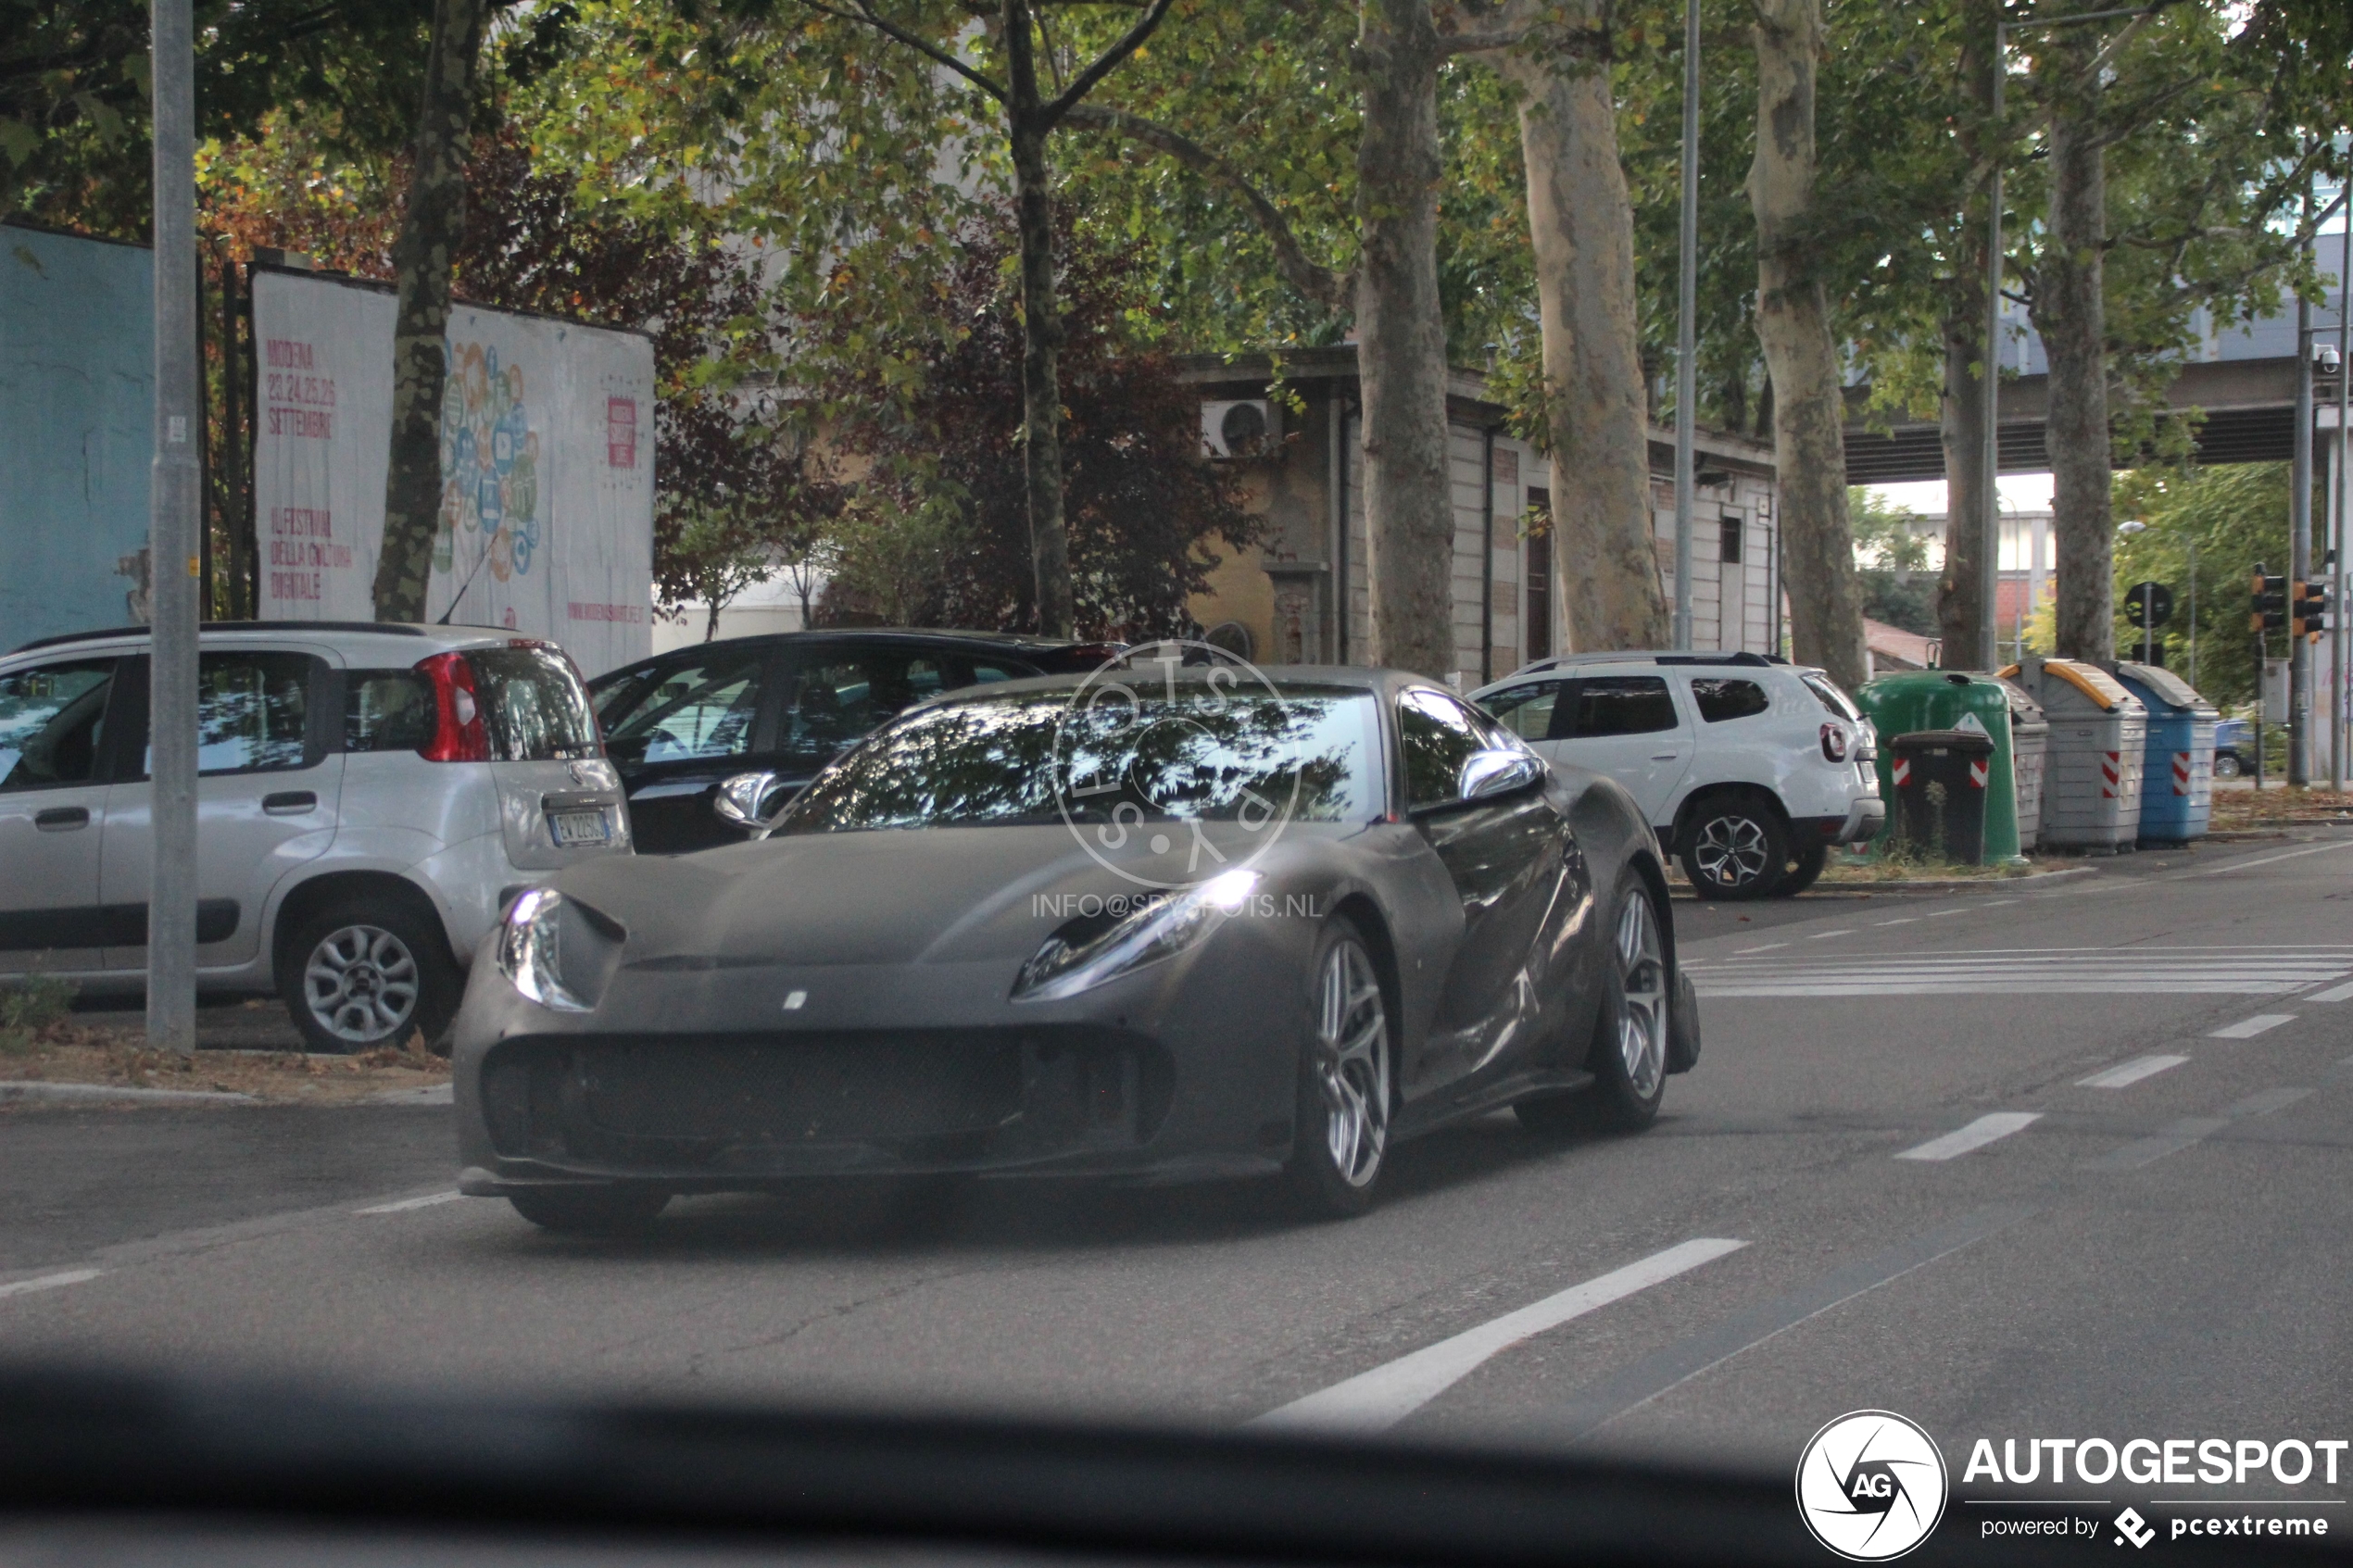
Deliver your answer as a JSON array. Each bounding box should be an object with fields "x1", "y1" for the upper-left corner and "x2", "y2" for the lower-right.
[{"x1": 781, "y1": 684, "x2": 1378, "y2": 833}]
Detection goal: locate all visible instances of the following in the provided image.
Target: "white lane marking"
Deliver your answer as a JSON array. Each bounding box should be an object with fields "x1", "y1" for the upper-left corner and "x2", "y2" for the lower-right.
[
  {"x1": 2210, "y1": 1014, "x2": 2296, "y2": 1039},
  {"x1": 0, "y1": 1269, "x2": 103, "y2": 1300},
  {"x1": 1734, "y1": 942, "x2": 1791, "y2": 954},
  {"x1": 2178, "y1": 839, "x2": 2353, "y2": 877},
  {"x1": 1874, "y1": 918, "x2": 1919, "y2": 926},
  {"x1": 1806, "y1": 930, "x2": 1854, "y2": 940},
  {"x1": 2078, "y1": 1054, "x2": 2190, "y2": 1089},
  {"x1": 1926, "y1": 908, "x2": 1970, "y2": 918},
  {"x1": 1249, "y1": 1238, "x2": 1748, "y2": 1435},
  {"x1": 2308, "y1": 982, "x2": 2353, "y2": 1002},
  {"x1": 1895, "y1": 1112, "x2": 2042, "y2": 1162},
  {"x1": 355, "y1": 1191, "x2": 462, "y2": 1215},
  {"x1": 1981, "y1": 898, "x2": 2018, "y2": 908}
]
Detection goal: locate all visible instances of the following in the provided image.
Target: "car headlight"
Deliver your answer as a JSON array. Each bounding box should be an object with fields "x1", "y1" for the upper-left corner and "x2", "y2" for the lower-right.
[
  {"x1": 497, "y1": 888, "x2": 593, "y2": 1012},
  {"x1": 1013, "y1": 869, "x2": 1261, "y2": 1003}
]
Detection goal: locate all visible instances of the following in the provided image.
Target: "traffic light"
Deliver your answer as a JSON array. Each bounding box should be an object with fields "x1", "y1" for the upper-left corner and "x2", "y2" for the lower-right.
[
  {"x1": 2296, "y1": 580, "x2": 2332, "y2": 640},
  {"x1": 2252, "y1": 569, "x2": 2288, "y2": 633}
]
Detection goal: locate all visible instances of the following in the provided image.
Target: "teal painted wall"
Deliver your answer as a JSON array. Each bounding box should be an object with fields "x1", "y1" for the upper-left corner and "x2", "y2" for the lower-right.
[{"x1": 1, "y1": 224, "x2": 155, "y2": 652}]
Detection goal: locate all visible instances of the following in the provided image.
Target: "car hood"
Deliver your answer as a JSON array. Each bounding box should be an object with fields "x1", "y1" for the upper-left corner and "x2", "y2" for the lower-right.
[{"x1": 553, "y1": 823, "x2": 1283, "y2": 972}]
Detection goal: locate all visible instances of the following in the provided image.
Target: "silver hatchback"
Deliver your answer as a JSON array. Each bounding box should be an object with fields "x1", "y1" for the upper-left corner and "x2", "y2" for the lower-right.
[{"x1": 0, "y1": 622, "x2": 631, "y2": 1050}]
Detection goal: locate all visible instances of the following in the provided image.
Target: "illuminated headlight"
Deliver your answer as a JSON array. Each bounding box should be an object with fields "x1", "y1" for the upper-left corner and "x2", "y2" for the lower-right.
[
  {"x1": 497, "y1": 888, "x2": 593, "y2": 1012},
  {"x1": 1013, "y1": 870, "x2": 1261, "y2": 1003}
]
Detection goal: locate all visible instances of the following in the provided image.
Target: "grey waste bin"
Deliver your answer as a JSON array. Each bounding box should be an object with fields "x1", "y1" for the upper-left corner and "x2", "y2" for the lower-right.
[
  {"x1": 1996, "y1": 678, "x2": 2049, "y2": 851},
  {"x1": 1999, "y1": 657, "x2": 2146, "y2": 849}
]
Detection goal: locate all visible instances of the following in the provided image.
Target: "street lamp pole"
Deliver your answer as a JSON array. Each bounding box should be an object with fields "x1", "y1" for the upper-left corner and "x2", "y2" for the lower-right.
[
  {"x1": 1978, "y1": 16, "x2": 2005, "y2": 673},
  {"x1": 1671, "y1": 0, "x2": 1700, "y2": 651}
]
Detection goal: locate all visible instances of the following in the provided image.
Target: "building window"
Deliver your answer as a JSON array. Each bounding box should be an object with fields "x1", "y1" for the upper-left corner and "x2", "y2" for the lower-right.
[
  {"x1": 1719, "y1": 516, "x2": 1743, "y2": 565},
  {"x1": 1526, "y1": 486, "x2": 1552, "y2": 661}
]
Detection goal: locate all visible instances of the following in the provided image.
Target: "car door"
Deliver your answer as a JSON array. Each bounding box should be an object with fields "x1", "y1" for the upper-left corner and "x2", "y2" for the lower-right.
[
  {"x1": 0, "y1": 655, "x2": 128, "y2": 976},
  {"x1": 1554, "y1": 674, "x2": 1692, "y2": 826},
  {"x1": 1477, "y1": 678, "x2": 1567, "y2": 755},
  {"x1": 597, "y1": 643, "x2": 782, "y2": 854},
  {"x1": 1395, "y1": 687, "x2": 1574, "y2": 1100},
  {"x1": 98, "y1": 646, "x2": 345, "y2": 972}
]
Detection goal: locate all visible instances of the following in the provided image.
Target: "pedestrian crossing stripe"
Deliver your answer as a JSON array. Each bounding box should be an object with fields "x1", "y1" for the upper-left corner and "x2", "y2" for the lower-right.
[{"x1": 1685, "y1": 947, "x2": 2351, "y2": 998}]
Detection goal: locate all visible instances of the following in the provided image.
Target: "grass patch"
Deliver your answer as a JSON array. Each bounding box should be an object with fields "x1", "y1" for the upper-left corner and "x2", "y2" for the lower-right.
[{"x1": 0, "y1": 973, "x2": 77, "y2": 1056}]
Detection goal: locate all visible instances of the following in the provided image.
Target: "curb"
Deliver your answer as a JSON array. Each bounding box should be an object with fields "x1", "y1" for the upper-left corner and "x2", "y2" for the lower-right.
[
  {"x1": 1808, "y1": 865, "x2": 2099, "y2": 894},
  {"x1": 0, "y1": 1080, "x2": 258, "y2": 1107}
]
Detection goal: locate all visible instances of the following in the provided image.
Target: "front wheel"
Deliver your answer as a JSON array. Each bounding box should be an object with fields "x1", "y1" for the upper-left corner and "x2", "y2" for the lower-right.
[
  {"x1": 1679, "y1": 797, "x2": 1788, "y2": 900},
  {"x1": 1518, "y1": 873, "x2": 1669, "y2": 1137},
  {"x1": 2213, "y1": 751, "x2": 2243, "y2": 780},
  {"x1": 1284, "y1": 919, "x2": 1393, "y2": 1219}
]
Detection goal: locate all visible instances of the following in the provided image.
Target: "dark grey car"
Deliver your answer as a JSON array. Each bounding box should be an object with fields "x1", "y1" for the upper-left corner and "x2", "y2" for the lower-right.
[{"x1": 452, "y1": 668, "x2": 1698, "y2": 1229}]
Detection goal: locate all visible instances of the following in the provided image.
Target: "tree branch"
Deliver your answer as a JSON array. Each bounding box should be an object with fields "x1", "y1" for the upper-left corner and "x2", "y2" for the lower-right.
[
  {"x1": 801, "y1": 0, "x2": 1009, "y2": 104},
  {"x1": 1039, "y1": 0, "x2": 1176, "y2": 125},
  {"x1": 1061, "y1": 102, "x2": 1353, "y2": 314}
]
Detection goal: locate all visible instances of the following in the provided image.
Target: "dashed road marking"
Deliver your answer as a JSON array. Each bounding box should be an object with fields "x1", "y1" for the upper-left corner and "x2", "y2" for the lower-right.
[
  {"x1": 2078, "y1": 1055, "x2": 2190, "y2": 1089},
  {"x1": 1874, "y1": 917, "x2": 1919, "y2": 926},
  {"x1": 2308, "y1": 981, "x2": 2353, "y2": 1002},
  {"x1": 1735, "y1": 942, "x2": 1791, "y2": 954},
  {"x1": 355, "y1": 1191, "x2": 463, "y2": 1215},
  {"x1": 0, "y1": 1269, "x2": 103, "y2": 1301},
  {"x1": 1926, "y1": 908, "x2": 1970, "y2": 918},
  {"x1": 1249, "y1": 1237, "x2": 1748, "y2": 1435},
  {"x1": 1895, "y1": 1112, "x2": 2043, "y2": 1162},
  {"x1": 2210, "y1": 1014, "x2": 2296, "y2": 1039},
  {"x1": 1806, "y1": 930, "x2": 1854, "y2": 940}
]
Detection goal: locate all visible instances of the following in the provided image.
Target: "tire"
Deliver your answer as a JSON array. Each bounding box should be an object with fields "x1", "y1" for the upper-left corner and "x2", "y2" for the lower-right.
[
  {"x1": 2213, "y1": 751, "x2": 2243, "y2": 780},
  {"x1": 1284, "y1": 917, "x2": 1393, "y2": 1219},
  {"x1": 1777, "y1": 840, "x2": 1829, "y2": 897},
  {"x1": 1516, "y1": 872, "x2": 1670, "y2": 1136},
  {"x1": 1679, "y1": 796, "x2": 1789, "y2": 900},
  {"x1": 281, "y1": 898, "x2": 461, "y2": 1053},
  {"x1": 507, "y1": 1185, "x2": 670, "y2": 1235}
]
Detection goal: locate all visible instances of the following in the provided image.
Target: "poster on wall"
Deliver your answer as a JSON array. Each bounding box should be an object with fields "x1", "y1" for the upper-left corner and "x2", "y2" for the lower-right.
[{"x1": 249, "y1": 266, "x2": 655, "y2": 674}]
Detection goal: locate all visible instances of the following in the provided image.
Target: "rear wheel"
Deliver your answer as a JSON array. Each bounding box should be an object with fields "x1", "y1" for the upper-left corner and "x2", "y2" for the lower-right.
[
  {"x1": 2213, "y1": 751, "x2": 2243, "y2": 779},
  {"x1": 282, "y1": 899, "x2": 459, "y2": 1054},
  {"x1": 1679, "y1": 797, "x2": 1788, "y2": 900},
  {"x1": 507, "y1": 1185, "x2": 670, "y2": 1235},
  {"x1": 1777, "y1": 841, "x2": 1829, "y2": 897},
  {"x1": 1284, "y1": 919, "x2": 1392, "y2": 1219},
  {"x1": 1517, "y1": 873, "x2": 1669, "y2": 1136}
]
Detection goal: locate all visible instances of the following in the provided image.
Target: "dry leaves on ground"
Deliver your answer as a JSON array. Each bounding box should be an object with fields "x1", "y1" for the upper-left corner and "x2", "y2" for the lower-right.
[{"x1": 0, "y1": 1018, "x2": 451, "y2": 1106}]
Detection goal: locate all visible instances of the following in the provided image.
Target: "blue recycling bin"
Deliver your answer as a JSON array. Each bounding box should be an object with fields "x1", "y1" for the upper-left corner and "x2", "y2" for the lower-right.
[{"x1": 2105, "y1": 661, "x2": 2220, "y2": 844}]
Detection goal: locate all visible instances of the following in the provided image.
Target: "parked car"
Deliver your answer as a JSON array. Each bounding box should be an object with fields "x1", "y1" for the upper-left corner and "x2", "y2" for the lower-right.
[
  {"x1": 588, "y1": 629, "x2": 1122, "y2": 853},
  {"x1": 453, "y1": 668, "x2": 1697, "y2": 1232},
  {"x1": 2214, "y1": 716, "x2": 2253, "y2": 778},
  {"x1": 1469, "y1": 651, "x2": 1883, "y2": 900},
  {"x1": 0, "y1": 621, "x2": 629, "y2": 1050}
]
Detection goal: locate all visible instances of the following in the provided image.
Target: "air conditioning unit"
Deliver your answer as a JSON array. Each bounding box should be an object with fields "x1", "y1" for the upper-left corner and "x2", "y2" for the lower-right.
[{"x1": 1202, "y1": 398, "x2": 1278, "y2": 459}]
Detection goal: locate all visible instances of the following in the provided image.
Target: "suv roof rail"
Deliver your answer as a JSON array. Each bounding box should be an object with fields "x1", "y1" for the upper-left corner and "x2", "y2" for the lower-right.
[
  {"x1": 10, "y1": 621, "x2": 436, "y2": 657},
  {"x1": 1505, "y1": 648, "x2": 1782, "y2": 675}
]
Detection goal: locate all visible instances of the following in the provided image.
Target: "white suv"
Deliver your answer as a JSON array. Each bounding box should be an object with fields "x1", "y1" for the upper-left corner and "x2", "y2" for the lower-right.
[
  {"x1": 1470, "y1": 652, "x2": 1882, "y2": 899},
  {"x1": 0, "y1": 622, "x2": 630, "y2": 1049}
]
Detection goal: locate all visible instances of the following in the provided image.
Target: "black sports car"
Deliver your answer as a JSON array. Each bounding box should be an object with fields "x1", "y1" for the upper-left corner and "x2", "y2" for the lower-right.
[{"x1": 452, "y1": 664, "x2": 1699, "y2": 1230}]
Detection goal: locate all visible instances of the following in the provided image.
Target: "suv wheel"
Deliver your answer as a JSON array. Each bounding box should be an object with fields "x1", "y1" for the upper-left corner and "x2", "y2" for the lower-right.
[
  {"x1": 1777, "y1": 841, "x2": 1829, "y2": 897},
  {"x1": 1680, "y1": 797, "x2": 1788, "y2": 900},
  {"x1": 283, "y1": 899, "x2": 460, "y2": 1053}
]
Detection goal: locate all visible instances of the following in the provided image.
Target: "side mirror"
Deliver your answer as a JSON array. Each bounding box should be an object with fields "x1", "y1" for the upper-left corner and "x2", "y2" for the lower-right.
[
  {"x1": 1459, "y1": 747, "x2": 1545, "y2": 802},
  {"x1": 714, "y1": 771, "x2": 790, "y2": 838}
]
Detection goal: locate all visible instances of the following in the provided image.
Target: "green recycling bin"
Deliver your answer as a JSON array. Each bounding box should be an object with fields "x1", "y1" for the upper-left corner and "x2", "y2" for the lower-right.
[{"x1": 1856, "y1": 670, "x2": 2022, "y2": 862}]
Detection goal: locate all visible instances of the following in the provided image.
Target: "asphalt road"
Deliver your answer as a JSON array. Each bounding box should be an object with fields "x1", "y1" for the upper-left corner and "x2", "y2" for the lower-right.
[{"x1": 6, "y1": 831, "x2": 2352, "y2": 1503}]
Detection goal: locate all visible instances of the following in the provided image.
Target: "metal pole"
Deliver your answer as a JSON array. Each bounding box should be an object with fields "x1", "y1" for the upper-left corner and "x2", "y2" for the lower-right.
[
  {"x1": 2187, "y1": 534, "x2": 2196, "y2": 692},
  {"x1": 2336, "y1": 207, "x2": 2350, "y2": 791},
  {"x1": 2293, "y1": 281, "x2": 2315, "y2": 787},
  {"x1": 1671, "y1": 0, "x2": 1700, "y2": 651},
  {"x1": 147, "y1": 0, "x2": 200, "y2": 1056},
  {"x1": 1979, "y1": 20, "x2": 2005, "y2": 673}
]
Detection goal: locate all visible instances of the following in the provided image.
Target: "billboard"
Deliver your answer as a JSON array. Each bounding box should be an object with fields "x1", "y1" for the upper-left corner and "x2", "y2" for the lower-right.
[
  {"x1": 250, "y1": 266, "x2": 655, "y2": 674},
  {"x1": 0, "y1": 224, "x2": 157, "y2": 650}
]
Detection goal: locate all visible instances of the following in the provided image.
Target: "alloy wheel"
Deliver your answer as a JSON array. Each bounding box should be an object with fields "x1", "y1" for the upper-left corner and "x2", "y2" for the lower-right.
[
  {"x1": 1692, "y1": 814, "x2": 1771, "y2": 890},
  {"x1": 1315, "y1": 939, "x2": 1390, "y2": 1189},
  {"x1": 302, "y1": 924, "x2": 422, "y2": 1046},
  {"x1": 1615, "y1": 891, "x2": 1668, "y2": 1099}
]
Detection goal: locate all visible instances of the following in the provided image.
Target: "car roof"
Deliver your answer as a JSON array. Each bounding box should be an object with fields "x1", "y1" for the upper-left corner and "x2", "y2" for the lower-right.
[
  {"x1": 613, "y1": 627, "x2": 1120, "y2": 661},
  {"x1": 5, "y1": 621, "x2": 521, "y2": 663},
  {"x1": 909, "y1": 663, "x2": 1416, "y2": 707},
  {"x1": 1475, "y1": 650, "x2": 1815, "y2": 692}
]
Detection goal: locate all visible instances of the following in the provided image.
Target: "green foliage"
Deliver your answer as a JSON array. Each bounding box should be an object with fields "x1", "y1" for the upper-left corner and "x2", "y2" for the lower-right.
[
  {"x1": 1849, "y1": 488, "x2": 1938, "y2": 636},
  {"x1": 0, "y1": 972, "x2": 76, "y2": 1055},
  {"x1": 2108, "y1": 462, "x2": 2292, "y2": 709}
]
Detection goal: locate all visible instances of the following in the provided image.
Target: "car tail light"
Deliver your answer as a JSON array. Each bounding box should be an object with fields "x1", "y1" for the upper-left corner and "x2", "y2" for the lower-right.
[
  {"x1": 417, "y1": 652, "x2": 490, "y2": 762},
  {"x1": 1820, "y1": 722, "x2": 1849, "y2": 762}
]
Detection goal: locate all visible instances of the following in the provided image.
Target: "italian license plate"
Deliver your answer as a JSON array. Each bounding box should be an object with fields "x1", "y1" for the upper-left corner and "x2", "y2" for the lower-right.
[{"x1": 549, "y1": 809, "x2": 610, "y2": 847}]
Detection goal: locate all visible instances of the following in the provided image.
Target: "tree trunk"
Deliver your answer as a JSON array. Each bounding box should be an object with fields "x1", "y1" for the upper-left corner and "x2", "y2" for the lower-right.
[
  {"x1": 1745, "y1": 0, "x2": 1867, "y2": 692},
  {"x1": 2032, "y1": 34, "x2": 2113, "y2": 663},
  {"x1": 372, "y1": 0, "x2": 491, "y2": 623},
  {"x1": 1355, "y1": 0, "x2": 1457, "y2": 679},
  {"x1": 1936, "y1": 258, "x2": 1993, "y2": 661},
  {"x1": 1009, "y1": 117, "x2": 1074, "y2": 638},
  {"x1": 1500, "y1": 14, "x2": 1669, "y2": 655}
]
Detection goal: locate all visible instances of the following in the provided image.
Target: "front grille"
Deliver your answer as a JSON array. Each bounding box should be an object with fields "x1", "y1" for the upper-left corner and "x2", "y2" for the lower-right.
[{"x1": 483, "y1": 1026, "x2": 1170, "y2": 1172}]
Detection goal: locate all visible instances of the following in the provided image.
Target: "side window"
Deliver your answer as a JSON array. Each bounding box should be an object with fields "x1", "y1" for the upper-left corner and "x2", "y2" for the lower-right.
[
  {"x1": 782, "y1": 651, "x2": 951, "y2": 769},
  {"x1": 1571, "y1": 676, "x2": 1680, "y2": 737},
  {"x1": 961, "y1": 659, "x2": 1037, "y2": 685},
  {"x1": 346, "y1": 670, "x2": 435, "y2": 753},
  {"x1": 1800, "y1": 671, "x2": 1861, "y2": 720},
  {"x1": 1478, "y1": 679, "x2": 1563, "y2": 743},
  {"x1": 0, "y1": 659, "x2": 116, "y2": 791},
  {"x1": 1691, "y1": 677, "x2": 1770, "y2": 723},
  {"x1": 147, "y1": 652, "x2": 314, "y2": 776},
  {"x1": 1397, "y1": 688, "x2": 1487, "y2": 809},
  {"x1": 602, "y1": 650, "x2": 766, "y2": 766}
]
